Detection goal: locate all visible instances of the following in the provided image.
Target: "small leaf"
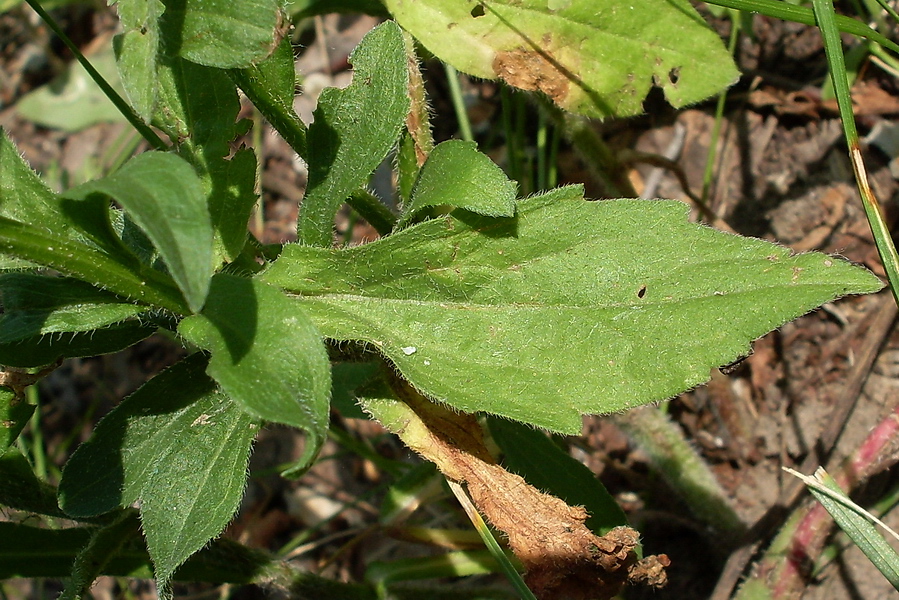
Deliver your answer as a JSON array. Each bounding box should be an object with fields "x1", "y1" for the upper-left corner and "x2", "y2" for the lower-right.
[
  {"x1": 160, "y1": 0, "x2": 284, "y2": 68},
  {"x1": 0, "y1": 273, "x2": 149, "y2": 343},
  {"x1": 487, "y1": 417, "x2": 627, "y2": 536},
  {"x1": 398, "y1": 140, "x2": 516, "y2": 228},
  {"x1": 63, "y1": 152, "x2": 213, "y2": 313},
  {"x1": 178, "y1": 274, "x2": 331, "y2": 475},
  {"x1": 262, "y1": 187, "x2": 883, "y2": 433},
  {"x1": 298, "y1": 20, "x2": 409, "y2": 246},
  {"x1": 114, "y1": 0, "x2": 165, "y2": 121},
  {"x1": 58, "y1": 353, "x2": 257, "y2": 586},
  {"x1": 384, "y1": 0, "x2": 739, "y2": 118}
]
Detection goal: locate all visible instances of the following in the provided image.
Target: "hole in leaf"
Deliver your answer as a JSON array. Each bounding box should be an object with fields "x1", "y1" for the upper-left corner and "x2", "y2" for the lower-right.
[
  {"x1": 667, "y1": 67, "x2": 681, "y2": 85},
  {"x1": 637, "y1": 284, "x2": 647, "y2": 298},
  {"x1": 470, "y1": 3, "x2": 486, "y2": 17}
]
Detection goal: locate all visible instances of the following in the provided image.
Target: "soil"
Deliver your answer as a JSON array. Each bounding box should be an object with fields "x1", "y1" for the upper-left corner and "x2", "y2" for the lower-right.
[{"x1": 3, "y1": 5, "x2": 899, "y2": 600}]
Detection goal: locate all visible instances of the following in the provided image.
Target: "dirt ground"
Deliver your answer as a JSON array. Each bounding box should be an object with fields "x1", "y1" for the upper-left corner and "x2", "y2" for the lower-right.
[{"x1": 3, "y1": 4, "x2": 899, "y2": 600}]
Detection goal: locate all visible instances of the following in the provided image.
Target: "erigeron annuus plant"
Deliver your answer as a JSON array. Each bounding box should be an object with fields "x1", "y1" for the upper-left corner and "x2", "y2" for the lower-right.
[{"x1": 0, "y1": 1, "x2": 885, "y2": 598}]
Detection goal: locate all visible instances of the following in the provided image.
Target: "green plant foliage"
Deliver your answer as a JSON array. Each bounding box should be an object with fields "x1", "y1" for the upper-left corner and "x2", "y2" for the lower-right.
[
  {"x1": 229, "y1": 38, "x2": 307, "y2": 157},
  {"x1": 0, "y1": 322, "x2": 158, "y2": 368},
  {"x1": 63, "y1": 152, "x2": 213, "y2": 312},
  {"x1": 263, "y1": 186, "x2": 882, "y2": 433},
  {"x1": 159, "y1": 0, "x2": 285, "y2": 69},
  {"x1": 178, "y1": 274, "x2": 331, "y2": 476},
  {"x1": 0, "y1": 274, "x2": 149, "y2": 342},
  {"x1": 0, "y1": 448, "x2": 65, "y2": 517},
  {"x1": 298, "y1": 20, "x2": 409, "y2": 246},
  {"x1": 150, "y1": 57, "x2": 258, "y2": 264},
  {"x1": 58, "y1": 354, "x2": 258, "y2": 587},
  {"x1": 0, "y1": 130, "x2": 73, "y2": 236},
  {"x1": 113, "y1": 0, "x2": 164, "y2": 120},
  {"x1": 384, "y1": 0, "x2": 739, "y2": 118},
  {"x1": 398, "y1": 139, "x2": 517, "y2": 228}
]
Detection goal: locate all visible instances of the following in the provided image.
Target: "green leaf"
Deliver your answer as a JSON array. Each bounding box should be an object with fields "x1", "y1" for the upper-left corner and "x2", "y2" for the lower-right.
[
  {"x1": 178, "y1": 274, "x2": 331, "y2": 476},
  {"x1": 797, "y1": 468, "x2": 899, "y2": 590},
  {"x1": 487, "y1": 417, "x2": 627, "y2": 536},
  {"x1": 160, "y1": 0, "x2": 285, "y2": 69},
  {"x1": 0, "y1": 447, "x2": 65, "y2": 517},
  {"x1": 0, "y1": 322, "x2": 158, "y2": 368},
  {"x1": 262, "y1": 187, "x2": 883, "y2": 433},
  {"x1": 298, "y1": 20, "x2": 409, "y2": 246},
  {"x1": 0, "y1": 130, "x2": 71, "y2": 235},
  {"x1": 398, "y1": 140, "x2": 516, "y2": 228},
  {"x1": 0, "y1": 273, "x2": 149, "y2": 343},
  {"x1": 63, "y1": 152, "x2": 213, "y2": 313},
  {"x1": 152, "y1": 57, "x2": 258, "y2": 263},
  {"x1": 384, "y1": 0, "x2": 739, "y2": 119},
  {"x1": 0, "y1": 389, "x2": 34, "y2": 449},
  {"x1": 114, "y1": 0, "x2": 165, "y2": 121},
  {"x1": 229, "y1": 37, "x2": 307, "y2": 158},
  {"x1": 0, "y1": 215, "x2": 186, "y2": 313},
  {"x1": 58, "y1": 353, "x2": 257, "y2": 586}
]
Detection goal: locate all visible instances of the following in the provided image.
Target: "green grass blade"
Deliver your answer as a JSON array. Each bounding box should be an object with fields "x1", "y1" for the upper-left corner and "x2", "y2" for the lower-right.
[
  {"x1": 446, "y1": 479, "x2": 537, "y2": 600},
  {"x1": 812, "y1": 0, "x2": 899, "y2": 306},
  {"x1": 787, "y1": 467, "x2": 899, "y2": 590},
  {"x1": 706, "y1": 0, "x2": 899, "y2": 54}
]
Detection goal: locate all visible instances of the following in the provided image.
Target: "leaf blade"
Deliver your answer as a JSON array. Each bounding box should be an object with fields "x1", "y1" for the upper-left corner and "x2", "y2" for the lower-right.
[{"x1": 263, "y1": 189, "x2": 882, "y2": 433}]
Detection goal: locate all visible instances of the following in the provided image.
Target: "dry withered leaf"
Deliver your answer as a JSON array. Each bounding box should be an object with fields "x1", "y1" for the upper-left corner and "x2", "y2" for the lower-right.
[{"x1": 372, "y1": 371, "x2": 669, "y2": 600}]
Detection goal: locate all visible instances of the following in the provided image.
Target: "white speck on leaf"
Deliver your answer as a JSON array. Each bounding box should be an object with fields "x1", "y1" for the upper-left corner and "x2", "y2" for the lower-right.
[
  {"x1": 402, "y1": 346, "x2": 417, "y2": 355},
  {"x1": 192, "y1": 414, "x2": 211, "y2": 426}
]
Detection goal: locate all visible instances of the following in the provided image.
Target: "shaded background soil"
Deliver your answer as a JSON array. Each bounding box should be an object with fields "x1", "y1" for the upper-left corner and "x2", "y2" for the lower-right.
[{"x1": 3, "y1": 3, "x2": 899, "y2": 599}]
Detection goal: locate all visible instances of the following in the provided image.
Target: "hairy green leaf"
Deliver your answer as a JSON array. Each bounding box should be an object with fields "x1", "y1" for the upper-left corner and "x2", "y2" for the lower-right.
[
  {"x1": 298, "y1": 20, "x2": 409, "y2": 246},
  {"x1": 114, "y1": 0, "x2": 165, "y2": 120},
  {"x1": 63, "y1": 152, "x2": 213, "y2": 312},
  {"x1": 58, "y1": 354, "x2": 257, "y2": 586},
  {"x1": 0, "y1": 130, "x2": 71, "y2": 235},
  {"x1": 178, "y1": 274, "x2": 330, "y2": 476},
  {"x1": 160, "y1": 0, "x2": 285, "y2": 68},
  {"x1": 0, "y1": 323, "x2": 157, "y2": 368},
  {"x1": 398, "y1": 140, "x2": 516, "y2": 228},
  {"x1": 0, "y1": 274, "x2": 149, "y2": 343},
  {"x1": 384, "y1": 0, "x2": 738, "y2": 118},
  {"x1": 152, "y1": 57, "x2": 258, "y2": 263},
  {"x1": 262, "y1": 187, "x2": 883, "y2": 433}
]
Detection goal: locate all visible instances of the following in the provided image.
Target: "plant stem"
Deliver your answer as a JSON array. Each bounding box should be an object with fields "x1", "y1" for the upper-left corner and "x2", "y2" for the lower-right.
[{"x1": 24, "y1": 0, "x2": 167, "y2": 151}]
